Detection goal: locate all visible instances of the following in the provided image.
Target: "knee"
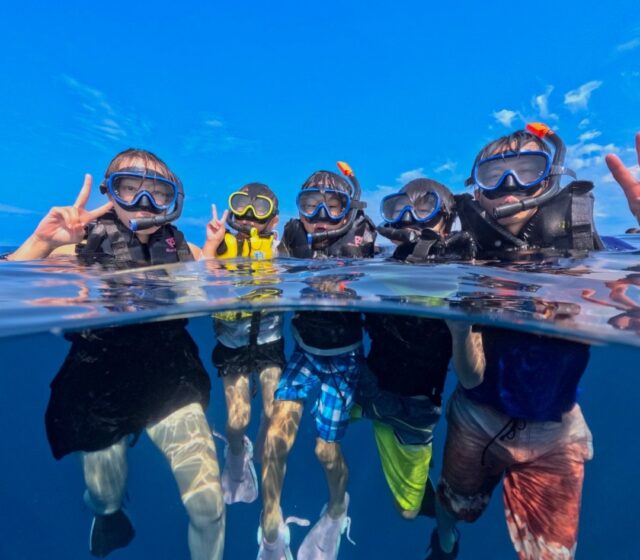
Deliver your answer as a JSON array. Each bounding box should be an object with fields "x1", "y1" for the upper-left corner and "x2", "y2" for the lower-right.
[
  {"x1": 184, "y1": 489, "x2": 225, "y2": 532},
  {"x1": 314, "y1": 440, "x2": 341, "y2": 466},
  {"x1": 398, "y1": 508, "x2": 419, "y2": 520}
]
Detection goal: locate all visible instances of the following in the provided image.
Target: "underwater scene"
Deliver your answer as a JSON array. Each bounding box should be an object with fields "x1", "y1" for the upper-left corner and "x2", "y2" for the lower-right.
[{"x1": 1, "y1": 241, "x2": 639, "y2": 560}]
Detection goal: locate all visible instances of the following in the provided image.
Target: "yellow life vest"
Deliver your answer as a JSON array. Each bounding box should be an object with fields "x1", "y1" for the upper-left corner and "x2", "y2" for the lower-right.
[{"x1": 217, "y1": 229, "x2": 274, "y2": 260}]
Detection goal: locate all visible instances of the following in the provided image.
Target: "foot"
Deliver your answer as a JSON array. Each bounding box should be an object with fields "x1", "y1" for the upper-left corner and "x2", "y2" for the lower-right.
[
  {"x1": 222, "y1": 435, "x2": 259, "y2": 504},
  {"x1": 297, "y1": 494, "x2": 354, "y2": 560},
  {"x1": 89, "y1": 509, "x2": 135, "y2": 558},
  {"x1": 257, "y1": 513, "x2": 310, "y2": 560},
  {"x1": 424, "y1": 528, "x2": 459, "y2": 560}
]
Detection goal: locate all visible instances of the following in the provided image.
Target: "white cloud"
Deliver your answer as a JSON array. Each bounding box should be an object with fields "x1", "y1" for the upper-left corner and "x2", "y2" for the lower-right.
[
  {"x1": 204, "y1": 119, "x2": 224, "y2": 128},
  {"x1": 578, "y1": 118, "x2": 591, "y2": 129},
  {"x1": 617, "y1": 37, "x2": 640, "y2": 52},
  {"x1": 563, "y1": 80, "x2": 603, "y2": 112},
  {"x1": 492, "y1": 109, "x2": 519, "y2": 127},
  {"x1": 182, "y1": 116, "x2": 255, "y2": 155},
  {"x1": 397, "y1": 168, "x2": 426, "y2": 183},
  {"x1": 62, "y1": 74, "x2": 150, "y2": 147},
  {"x1": 579, "y1": 129, "x2": 602, "y2": 142},
  {"x1": 0, "y1": 203, "x2": 39, "y2": 215},
  {"x1": 435, "y1": 160, "x2": 458, "y2": 174},
  {"x1": 532, "y1": 86, "x2": 558, "y2": 120}
]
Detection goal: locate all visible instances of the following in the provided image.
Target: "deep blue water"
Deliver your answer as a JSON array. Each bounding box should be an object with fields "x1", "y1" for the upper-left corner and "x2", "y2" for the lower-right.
[
  {"x1": 1, "y1": 244, "x2": 639, "y2": 559},
  {"x1": 1, "y1": 316, "x2": 639, "y2": 559}
]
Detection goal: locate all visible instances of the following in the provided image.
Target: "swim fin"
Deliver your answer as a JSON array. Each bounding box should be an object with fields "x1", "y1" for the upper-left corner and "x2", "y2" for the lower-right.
[
  {"x1": 89, "y1": 509, "x2": 135, "y2": 558},
  {"x1": 418, "y1": 478, "x2": 436, "y2": 518}
]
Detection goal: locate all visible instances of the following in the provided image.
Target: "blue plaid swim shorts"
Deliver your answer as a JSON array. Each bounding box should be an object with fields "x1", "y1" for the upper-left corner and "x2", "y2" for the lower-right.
[{"x1": 274, "y1": 345, "x2": 362, "y2": 442}]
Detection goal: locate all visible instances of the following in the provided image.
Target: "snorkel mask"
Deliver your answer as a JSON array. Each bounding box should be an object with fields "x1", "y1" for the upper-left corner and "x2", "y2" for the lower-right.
[
  {"x1": 227, "y1": 183, "x2": 278, "y2": 235},
  {"x1": 377, "y1": 180, "x2": 452, "y2": 244},
  {"x1": 100, "y1": 166, "x2": 184, "y2": 231},
  {"x1": 466, "y1": 123, "x2": 576, "y2": 219},
  {"x1": 297, "y1": 161, "x2": 366, "y2": 244}
]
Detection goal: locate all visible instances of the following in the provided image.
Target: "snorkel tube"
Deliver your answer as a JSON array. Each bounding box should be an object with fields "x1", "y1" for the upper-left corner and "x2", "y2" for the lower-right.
[
  {"x1": 129, "y1": 184, "x2": 185, "y2": 232},
  {"x1": 306, "y1": 161, "x2": 367, "y2": 244},
  {"x1": 493, "y1": 122, "x2": 572, "y2": 219}
]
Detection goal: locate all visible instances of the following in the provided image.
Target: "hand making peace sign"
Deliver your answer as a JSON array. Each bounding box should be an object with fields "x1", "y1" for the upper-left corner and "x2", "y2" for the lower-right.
[
  {"x1": 206, "y1": 204, "x2": 229, "y2": 246},
  {"x1": 606, "y1": 133, "x2": 640, "y2": 223},
  {"x1": 34, "y1": 174, "x2": 113, "y2": 248}
]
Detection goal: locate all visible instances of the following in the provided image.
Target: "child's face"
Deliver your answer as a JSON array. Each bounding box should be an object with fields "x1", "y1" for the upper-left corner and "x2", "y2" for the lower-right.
[
  {"x1": 299, "y1": 191, "x2": 349, "y2": 234},
  {"x1": 234, "y1": 214, "x2": 279, "y2": 234},
  {"x1": 475, "y1": 141, "x2": 546, "y2": 229},
  {"x1": 109, "y1": 157, "x2": 167, "y2": 235}
]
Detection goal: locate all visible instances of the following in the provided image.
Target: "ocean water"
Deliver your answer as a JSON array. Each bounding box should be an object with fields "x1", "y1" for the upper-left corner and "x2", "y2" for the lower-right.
[{"x1": 1, "y1": 241, "x2": 639, "y2": 559}]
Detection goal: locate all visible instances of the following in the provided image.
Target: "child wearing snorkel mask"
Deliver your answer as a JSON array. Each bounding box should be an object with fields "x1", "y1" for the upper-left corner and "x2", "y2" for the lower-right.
[
  {"x1": 456, "y1": 122, "x2": 604, "y2": 259},
  {"x1": 258, "y1": 164, "x2": 376, "y2": 560},
  {"x1": 355, "y1": 180, "x2": 461, "y2": 532},
  {"x1": 428, "y1": 126, "x2": 599, "y2": 560},
  {"x1": 202, "y1": 184, "x2": 285, "y2": 507},
  {"x1": 8, "y1": 150, "x2": 225, "y2": 560}
]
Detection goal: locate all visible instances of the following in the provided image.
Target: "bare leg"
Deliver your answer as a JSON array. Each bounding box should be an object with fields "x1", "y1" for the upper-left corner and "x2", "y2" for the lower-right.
[
  {"x1": 82, "y1": 437, "x2": 128, "y2": 515},
  {"x1": 314, "y1": 439, "x2": 348, "y2": 518},
  {"x1": 222, "y1": 373, "x2": 251, "y2": 456},
  {"x1": 261, "y1": 399, "x2": 303, "y2": 543},
  {"x1": 146, "y1": 403, "x2": 225, "y2": 560},
  {"x1": 255, "y1": 365, "x2": 282, "y2": 462}
]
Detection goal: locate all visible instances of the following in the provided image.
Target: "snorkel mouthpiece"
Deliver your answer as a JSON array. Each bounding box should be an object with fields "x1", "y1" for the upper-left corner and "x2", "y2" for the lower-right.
[
  {"x1": 493, "y1": 122, "x2": 568, "y2": 220},
  {"x1": 129, "y1": 188, "x2": 184, "y2": 231}
]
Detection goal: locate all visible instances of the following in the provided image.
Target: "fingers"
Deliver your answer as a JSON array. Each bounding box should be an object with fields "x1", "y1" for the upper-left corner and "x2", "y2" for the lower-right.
[
  {"x1": 211, "y1": 204, "x2": 218, "y2": 222},
  {"x1": 605, "y1": 153, "x2": 637, "y2": 193},
  {"x1": 73, "y1": 174, "x2": 93, "y2": 209},
  {"x1": 220, "y1": 209, "x2": 229, "y2": 224},
  {"x1": 85, "y1": 201, "x2": 113, "y2": 222}
]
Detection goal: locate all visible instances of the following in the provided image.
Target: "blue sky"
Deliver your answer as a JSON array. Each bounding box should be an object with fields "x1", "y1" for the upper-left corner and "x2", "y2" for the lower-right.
[{"x1": 1, "y1": 1, "x2": 639, "y2": 246}]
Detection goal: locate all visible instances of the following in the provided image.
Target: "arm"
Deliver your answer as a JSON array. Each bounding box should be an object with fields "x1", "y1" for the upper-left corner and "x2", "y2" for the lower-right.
[
  {"x1": 201, "y1": 204, "x2": 229, "y2": 258},
  {"x1": 446, "y1": 320, "x2": 485, "y2": 389},
  {"x1": 605, "y1": 133, "x2": 640, "y2": 224},
  {"x1": 7, "y1": 174, "x2": 112, "y2": 261}
]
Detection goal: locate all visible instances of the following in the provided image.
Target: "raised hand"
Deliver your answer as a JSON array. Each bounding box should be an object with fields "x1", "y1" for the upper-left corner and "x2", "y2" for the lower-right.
[
  {"x1": 605, "y1": 133, "x2": 640, "y2": 222},
  {"x1": 8, "y1": 174, "x2": 113, "y2": 260},
  {"x1": 202, "y1": 204, "x2": 229, "y2": 258},
  {"x1": 206, "y1": 204, "x2": 229, "y2": 244},
  {"x1": 34, "y1": 174, "x2": 113, "y2": 248}
]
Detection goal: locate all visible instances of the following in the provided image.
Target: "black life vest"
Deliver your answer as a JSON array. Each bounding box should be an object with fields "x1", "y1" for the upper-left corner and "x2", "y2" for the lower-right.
[
  {"x1": 456, "y1": 181, "x2": 604, "y2": 259},
  {"x1": 77, "y1": 211, "x2": 193, "y2": 266},
  {"x1": 281, "y1": 212, "x2": 376, "y2": 351},
  {"x1": 280, "y1": 212, "x2": 377, "y2": 259}
]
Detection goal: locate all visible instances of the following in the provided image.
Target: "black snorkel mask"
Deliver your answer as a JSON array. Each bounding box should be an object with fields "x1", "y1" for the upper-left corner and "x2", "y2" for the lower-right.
[
  {"x1": 467, "y1": 123, "x2": 576, "y2": 220},
  {"x1": 301, "y1": 161, "x2": 366, "y2": 245},
  {"x1": 100, "y1": 166, "x2": 185, "y2": 232}
]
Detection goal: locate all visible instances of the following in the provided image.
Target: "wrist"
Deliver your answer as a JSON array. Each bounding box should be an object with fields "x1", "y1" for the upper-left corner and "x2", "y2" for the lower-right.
[{"x1": 9, "y1": 234, "x2": 56, "y2": 260}]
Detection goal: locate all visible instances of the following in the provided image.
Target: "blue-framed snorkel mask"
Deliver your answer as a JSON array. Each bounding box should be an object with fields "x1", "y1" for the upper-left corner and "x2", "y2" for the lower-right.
[
  {"x1": 465, "y1": 122, "x2": 576, "y2": 219},
  {"x1": 380, "y1": 191, "x2": 442, "y2": 225},
  {"x1": 100, "y1": 167, "x2": 184, "y2": 231},
  {"x1": 296, "y1": 188, "x2": 352, "y2": 223}
]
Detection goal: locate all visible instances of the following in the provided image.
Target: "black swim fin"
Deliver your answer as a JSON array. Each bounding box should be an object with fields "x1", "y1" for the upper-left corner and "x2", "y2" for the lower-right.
[
  {"x1": 418, "y1": 478, "x2": 436, "y2": 518},
  {"x1": 89, "y1": 509, "x2": 135, "y2": 558}
]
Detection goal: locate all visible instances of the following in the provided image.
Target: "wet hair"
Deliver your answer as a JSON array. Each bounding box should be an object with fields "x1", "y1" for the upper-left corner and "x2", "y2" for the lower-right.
[
  {"x1": 104, "y1": 148, "x2": 182, "y2": 187},
  {"x1": 301, "y1": 170, "x2": 351, "y2": 194},
  {"x1": 240, "y1": 182, "x2": 279, "y2": 211},
  {"x1": 473, "y1": 130, "x2": 550, "y2": 167},
  {"x1": 401, "y1": 178, "x2": 456, "y2": 233}
]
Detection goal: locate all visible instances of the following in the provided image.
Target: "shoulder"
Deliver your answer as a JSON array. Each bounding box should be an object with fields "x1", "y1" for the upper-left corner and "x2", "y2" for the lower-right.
[
  {"x1": 51, "y1": 244, "x2": 78, "y2": 256},
  {"x1": 188, "y1": 242, "x2": 201, "y2": 259}
]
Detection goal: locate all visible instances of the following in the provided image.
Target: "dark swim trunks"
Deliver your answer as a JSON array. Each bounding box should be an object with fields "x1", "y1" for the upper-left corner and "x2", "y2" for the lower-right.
[
  {"x1": 45, "y1": 320, "x2": 211, "y2": 460},
  {"x1": 212, "y1": 338, "x2": 285, "y2": 377}
]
